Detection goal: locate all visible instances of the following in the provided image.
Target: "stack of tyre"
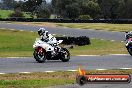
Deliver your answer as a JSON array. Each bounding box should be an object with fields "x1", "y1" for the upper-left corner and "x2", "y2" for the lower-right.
[{"x1": 56, "y1": 36, "x2": 91, "y2": 46}]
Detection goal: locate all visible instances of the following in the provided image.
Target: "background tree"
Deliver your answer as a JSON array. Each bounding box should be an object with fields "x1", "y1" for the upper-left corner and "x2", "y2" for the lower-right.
[
  {"x1": 2, "y1": 0, "x2": 15, "y2": 9},
  {"x1": 51, "y1": 0, "x2": 79, "y2": 18},
  {"x1": 65, "y1": 3, "x2": 80, "y2": 19},
  {"x1": 9, "y1": 3, "x2": 24, "y2": 18},
  {"x1": 52, "y1": 0, "x2": 101, "y2": 19},
  {"x1": 98, "y1": 0, "x2": 121, "y2": 19},
  {"x1": 35, "y1": 2, "x2": 51, "y2": 18},
  {"x1": 80, "y1": 0, "x2": 101, "y2": 19},
  {"x1": 1, "y1": 0, "x2": 132, "y2": 19},
  {"x1": 123, "y1": 0, "x2": 132, "y2": 18},
  {"x1": 22, "y1": 0, "x2": 44, "y2": 18}
]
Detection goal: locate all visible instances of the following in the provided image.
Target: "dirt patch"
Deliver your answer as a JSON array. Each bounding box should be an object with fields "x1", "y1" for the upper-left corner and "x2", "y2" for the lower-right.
[{"x1": 0, "y1": 72, "x2": 76, "y2": 80}]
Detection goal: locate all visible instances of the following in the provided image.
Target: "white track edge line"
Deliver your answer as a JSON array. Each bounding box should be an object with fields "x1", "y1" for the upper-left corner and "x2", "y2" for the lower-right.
[
  {"x1": 96, "y1": 69, "x2": 107, "y2": 70},
  {"x1": 109, "y1": 54, "x2": 129, "y2": 56},
  {"x1": 0, "y1": 68, "x2": 132, "y2": 74},
  {"x1": 67, "y1": 70, "x2": 78, "y2": 72},
  {"x1": 119, "y1": 68, "x2": 132, "y2": 70},
  {"x1": 77, "y1": 55, "x2": 100, "y2": 56},
  {"x1": 44, "y1": 71, "x2": 55, "y2": 73},
  {"x1": 19, "y1": 72, "x2": 31, "y2": 74}
]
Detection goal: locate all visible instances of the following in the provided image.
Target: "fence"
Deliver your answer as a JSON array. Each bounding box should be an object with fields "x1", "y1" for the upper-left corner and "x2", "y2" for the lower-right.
[{"x1": 0, "y1": 18, "x2": 132, "y2": 24}]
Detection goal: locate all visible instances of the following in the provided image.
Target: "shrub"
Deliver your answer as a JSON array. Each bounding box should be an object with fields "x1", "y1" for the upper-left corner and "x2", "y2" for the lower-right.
[
  {"x1": 9, "y1": 11, "x2": 24, "y2": 18},
  {"x1": 79, "y1": 15, "x2": 91, "y2": 19},
  {"x1": 36, "y1": 8, "x2": 51, "y2": 18}
]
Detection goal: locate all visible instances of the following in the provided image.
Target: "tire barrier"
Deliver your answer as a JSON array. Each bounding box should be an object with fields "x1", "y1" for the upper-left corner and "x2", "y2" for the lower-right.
[
  {"x1": 56, "y1": 36, "x2": 91, "y2": 46},
  {"x1": 0, "y1": 18, "x2": 132, "y2": 24}
]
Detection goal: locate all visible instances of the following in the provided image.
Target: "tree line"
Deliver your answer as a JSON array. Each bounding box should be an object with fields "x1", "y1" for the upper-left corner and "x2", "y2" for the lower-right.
[{"x1": 0, "y1": 0, "x2": 132, "y2": 19}]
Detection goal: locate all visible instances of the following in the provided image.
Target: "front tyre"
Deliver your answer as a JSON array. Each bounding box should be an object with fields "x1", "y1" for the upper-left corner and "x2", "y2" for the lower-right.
[
  {"x1": 128, "y1": 48, "x2": 132, "y2": 56},
  {"x1": 61, "y1": 48, "x2": 70, "y2": 62},
  {"x1": 33, "y1": 50, "x2": 46, "y2": 63}
]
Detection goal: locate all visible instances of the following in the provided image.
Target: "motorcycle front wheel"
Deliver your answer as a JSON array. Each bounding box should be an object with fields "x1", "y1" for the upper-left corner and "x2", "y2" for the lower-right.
[
  {"x1": 33, "y1": 51, "x2": 46, "y2": 63},
  {"x1": 61, "y1": 48, "x2": 70, "y2": 62},
  {"x1": 128, "y1": 48, "x2": 132, "y2": 56}
]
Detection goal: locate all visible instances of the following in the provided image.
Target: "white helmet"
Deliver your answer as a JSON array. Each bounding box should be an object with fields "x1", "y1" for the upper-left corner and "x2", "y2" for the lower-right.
[{"x1": 38, "y1": 28, "x2": 46, "y2": 36}]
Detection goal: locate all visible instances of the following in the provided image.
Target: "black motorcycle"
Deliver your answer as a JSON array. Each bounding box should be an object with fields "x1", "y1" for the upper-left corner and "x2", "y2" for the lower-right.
[{"x1": 126, "y1": 37, "x2": 132, "y2": 56}]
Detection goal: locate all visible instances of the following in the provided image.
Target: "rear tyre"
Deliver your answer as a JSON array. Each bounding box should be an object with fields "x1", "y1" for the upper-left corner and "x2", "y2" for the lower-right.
[
  {"x1": 61, "y1": 48, "x2": 70, "y2": 62},
  {"x1": 33, "y1": 50, "x2": 46, "y2": 63}
]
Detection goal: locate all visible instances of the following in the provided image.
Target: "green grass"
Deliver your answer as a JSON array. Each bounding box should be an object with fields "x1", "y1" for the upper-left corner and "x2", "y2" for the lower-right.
[
  {"x1": 0, "y1": 79, "x2": 74, "y2": 88},
  {"x1": 56, "y1": 23, "x2": 132, "y2": 32},
  {"x1": 0, "y1": 10, "x2": 31, "y2": 18},
  {"x1": 0, "y1": 28, "x2": 38, "y2": 57},
  {"x1": 0, "y1": 70, "x2": 132, "y2": 88},
  {"x1": 0, "y1": 72, "x2": 75, "y2": 88},
  {"x1": 70, "y1": 39, "x2": 127, "y2": 56},
  {"x1": 0, "y1": 28, "x2": 127, "y2": 57},
  {"x1": 0, "y1": 10, "x2": 13, "y2": 18}
]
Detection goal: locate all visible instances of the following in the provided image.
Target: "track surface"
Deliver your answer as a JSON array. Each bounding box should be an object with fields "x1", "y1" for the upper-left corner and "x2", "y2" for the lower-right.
[
  {"x1": 0, "y1": 55, "x2": 132, "y2": 73},
  {"x1": 0, "y1": 55, "x2": 132, "y2": 88},
  {"x1": 47, "y1": 83, "x2": 132, "y2": 88},
  {"x1": 0, "y1": 22, "x2": 124, "y2": 41}
]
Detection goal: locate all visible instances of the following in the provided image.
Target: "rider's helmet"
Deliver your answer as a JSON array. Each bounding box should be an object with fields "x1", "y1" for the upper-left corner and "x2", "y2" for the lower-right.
[
  {"x1": 126, "y1": 31, "x2": 132, "y2": 39},
  {"x1": 38, "y1": 28, "x2": 45, "y2": 36},
  {"x1": 129, "y1": 31, "x2": 132, "y2": 37},
  {"x1": 129, "y1": 31, "x2": 132, "y2": 34}
]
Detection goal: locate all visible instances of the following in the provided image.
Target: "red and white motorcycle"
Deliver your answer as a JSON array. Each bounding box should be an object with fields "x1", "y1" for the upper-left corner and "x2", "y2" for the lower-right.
[{"x1": 33, "y1": 38, "x2": 70, "y2": 63}]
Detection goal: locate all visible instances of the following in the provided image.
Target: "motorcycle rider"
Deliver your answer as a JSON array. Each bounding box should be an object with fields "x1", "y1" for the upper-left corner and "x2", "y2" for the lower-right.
[
  {"x1": 125, "y1": 31, "x2": 132, "y2": 46},
  {"x1": 38, "y1": 28, "x2": 57, "y2": 45},
  {"x1": 38, "y1": 28, "x2": 58, "y2": 55},
  {"x1": 38, "y1": 28, "x2": 46, "y2": 41},
  {"x1": 125, "y1": 31, "x2": 132, "y2": 40}
]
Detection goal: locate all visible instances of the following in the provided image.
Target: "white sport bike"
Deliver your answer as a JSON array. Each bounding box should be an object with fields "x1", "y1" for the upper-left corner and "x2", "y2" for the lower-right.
[{"x1": 33, "y1": 38, "x2": 70, "y2": 63}]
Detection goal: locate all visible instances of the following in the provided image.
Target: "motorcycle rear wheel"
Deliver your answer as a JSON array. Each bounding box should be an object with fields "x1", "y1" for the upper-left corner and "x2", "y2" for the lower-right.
[{"x1": 33, "y1": 51, "x2": 46, "y2": 63}]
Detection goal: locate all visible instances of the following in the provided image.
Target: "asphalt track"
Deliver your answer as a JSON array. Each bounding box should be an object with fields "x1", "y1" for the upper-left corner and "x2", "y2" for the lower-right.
[
  {"x1": 0, "y1": 55, "x2": 132, "y2": 73},
  {"x1": 0, "y1": 22, "x2": 124, "y2": 41},
  {"x1": 0, "y1": 55, "x2": 132, "y2": 88},
  {"x1": 47, "y1": 83, "x2": 132, "y2": 88}
]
